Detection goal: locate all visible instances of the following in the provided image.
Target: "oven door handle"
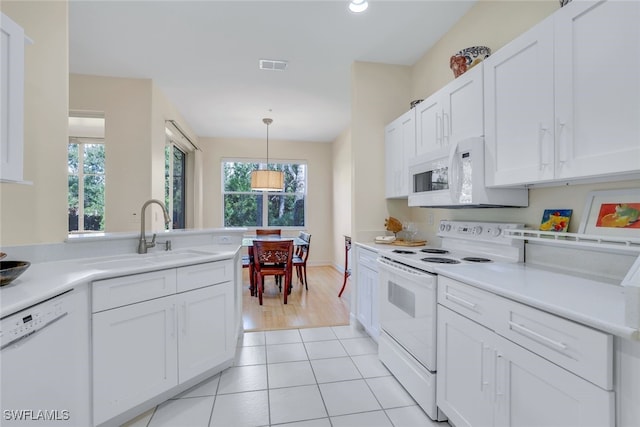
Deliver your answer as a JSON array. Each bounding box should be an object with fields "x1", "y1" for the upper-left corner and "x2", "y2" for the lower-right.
[{"x1": 376, "y1": 258, "x2": 436, "y2": 281}]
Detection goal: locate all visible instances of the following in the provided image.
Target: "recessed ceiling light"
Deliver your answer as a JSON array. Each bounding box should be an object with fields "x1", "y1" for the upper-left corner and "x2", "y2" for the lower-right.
[
  {"x1": 349, "y1": 0, "x2": 368, "y2": 13},
  {"x1": 259, "y1": 59, "x2": 288, "y2": 71}
]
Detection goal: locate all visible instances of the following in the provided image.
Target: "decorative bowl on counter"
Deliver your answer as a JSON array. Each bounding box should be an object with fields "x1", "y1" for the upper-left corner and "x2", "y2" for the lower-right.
[
  {"x1": 450, "y1": 46, "x2": 491, "y2": 78},
  {"x1": 0, "y1": 261, "x2": 31, "y2": 286}
]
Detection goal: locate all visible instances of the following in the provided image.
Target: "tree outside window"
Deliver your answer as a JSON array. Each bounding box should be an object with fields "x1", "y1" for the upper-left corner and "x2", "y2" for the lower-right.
[
  {"x1": 165, "y1": 144, "x2": 186, "y2": 229},
  {"x1": 68, "y1": 140, "x2": 105, "y2": 232},
  {"x1": 222, "y1": 161, "x2": 306, "y2": 228}
]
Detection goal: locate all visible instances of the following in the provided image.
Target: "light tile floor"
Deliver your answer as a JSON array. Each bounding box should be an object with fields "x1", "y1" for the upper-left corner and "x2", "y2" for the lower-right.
[{"x1": 122, "y1": 325, "x2": 449, "y2": 427}]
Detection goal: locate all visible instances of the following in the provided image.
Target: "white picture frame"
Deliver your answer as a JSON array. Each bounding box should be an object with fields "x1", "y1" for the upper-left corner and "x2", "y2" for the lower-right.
[{"x1": 578, "y1": 189, "x2": 640, "y2": 237}]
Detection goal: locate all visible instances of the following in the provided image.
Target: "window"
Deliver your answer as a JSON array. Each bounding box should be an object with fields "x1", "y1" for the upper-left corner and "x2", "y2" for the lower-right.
[
  {"x1": 222, "y1": 160, "x2": 306, "y2": 228},
  {"x1": 165, "y1": 143, "x2": 186, "y2": 229},
  {"x1": 68, "y1": 139, "x2": 105, "y2": 232}
]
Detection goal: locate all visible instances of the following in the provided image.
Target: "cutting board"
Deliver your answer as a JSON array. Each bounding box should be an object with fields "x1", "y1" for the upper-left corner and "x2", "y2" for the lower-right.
[{"x1": 391, "y1": 240, "x2": 427, "y2": 247}]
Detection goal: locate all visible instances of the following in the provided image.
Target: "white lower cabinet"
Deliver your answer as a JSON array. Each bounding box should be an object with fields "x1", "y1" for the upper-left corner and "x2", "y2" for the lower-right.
[
  {"x1": 92, "y1": 260, "x2": 235, "y2": 426},
  {"x1": 355, "y1": 246, "x2": 379, "y2": 339},
  {"x1": 437, "y1": 280, "x2": 615, "y2": 427},
  {"x1": 177, "y1": 281, "x2": 234, "y2": 383},
  {"x1": 93, "y1": 296, "x2": 178, "y2": 425}
]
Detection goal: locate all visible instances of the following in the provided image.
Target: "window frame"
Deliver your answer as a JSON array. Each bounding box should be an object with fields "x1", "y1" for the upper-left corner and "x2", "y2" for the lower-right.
[
  {"x1": 165, "y1": 123, "x2": 196, "y2": 230},
  {"x1": 221, "y1": 158, "x2": 307, "y2": 230},
  {"x1": 68, "y1": 137, "x2": 105, "y2": 233}
]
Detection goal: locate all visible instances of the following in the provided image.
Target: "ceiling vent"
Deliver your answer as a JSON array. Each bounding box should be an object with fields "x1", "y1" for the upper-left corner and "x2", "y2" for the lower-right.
[{"x1": 259, "y1": 59, "x2": 288, "y2": 71}]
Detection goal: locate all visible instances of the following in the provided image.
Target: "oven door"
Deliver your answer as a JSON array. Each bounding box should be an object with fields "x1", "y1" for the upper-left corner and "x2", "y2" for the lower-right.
[{"x1": 377, "y1": 257, "x2": 437, "y2": 371}]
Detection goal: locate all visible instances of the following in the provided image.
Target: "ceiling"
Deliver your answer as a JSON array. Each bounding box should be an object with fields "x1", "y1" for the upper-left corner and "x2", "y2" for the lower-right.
[{"x1": 69, "y1": 1, "x2": 476, "y2": 143}]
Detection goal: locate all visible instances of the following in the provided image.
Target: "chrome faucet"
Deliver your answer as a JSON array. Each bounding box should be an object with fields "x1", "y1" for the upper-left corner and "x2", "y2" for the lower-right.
[{"x1": 138, "y1": 199, "x2": 172, "y2": 254}]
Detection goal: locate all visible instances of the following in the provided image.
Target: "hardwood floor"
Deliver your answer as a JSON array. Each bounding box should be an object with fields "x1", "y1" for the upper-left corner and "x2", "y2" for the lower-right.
[{"x1": 242, "y1": 265, "x2": 351, "y2": 331}]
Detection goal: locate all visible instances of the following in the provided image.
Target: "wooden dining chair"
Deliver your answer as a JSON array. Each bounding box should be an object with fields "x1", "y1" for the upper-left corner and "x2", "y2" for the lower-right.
[
  {"x1": 252, "y1": 240, "x2": 294, "y2": 305},
  {"x1": 256, "y1": 229, "x2": 281, "y2": 236},
  {"x1": 292, "y1": 232, "x2": 311, "y2": 290}
]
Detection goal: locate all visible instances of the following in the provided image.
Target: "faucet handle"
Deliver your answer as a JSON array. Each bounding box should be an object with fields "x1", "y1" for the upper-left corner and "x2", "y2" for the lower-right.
[{"x1": 150, "y1": 233, "x2": 157, "y2": 244}]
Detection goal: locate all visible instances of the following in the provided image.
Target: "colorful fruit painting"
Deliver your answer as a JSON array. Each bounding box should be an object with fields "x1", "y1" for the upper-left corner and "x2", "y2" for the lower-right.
[
  {"x1": 540, "y1": 209, "x2": 572, "y2": 232},
  {"x1": 596, "y1": 203, "x2": 640, "y2": 229}
]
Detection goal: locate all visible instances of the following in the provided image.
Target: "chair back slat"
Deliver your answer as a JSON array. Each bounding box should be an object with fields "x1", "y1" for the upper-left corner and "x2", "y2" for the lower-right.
[{"x1": 256, "y1": 229, "x2": 281, "y2": 236}]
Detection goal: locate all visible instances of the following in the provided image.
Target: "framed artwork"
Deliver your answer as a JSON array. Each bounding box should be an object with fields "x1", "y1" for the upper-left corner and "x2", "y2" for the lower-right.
[
  {"x1": 579, "y1": 189, "x2": 640, "y2": 237},
  {"x1": 540, "y1": 209, "x2": 572, "y2": 232}
]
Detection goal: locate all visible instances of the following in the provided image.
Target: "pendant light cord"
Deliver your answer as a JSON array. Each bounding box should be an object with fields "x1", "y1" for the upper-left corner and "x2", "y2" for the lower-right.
[{"x1": 263, "y1": 117, "x2": 273, "y2": 169}]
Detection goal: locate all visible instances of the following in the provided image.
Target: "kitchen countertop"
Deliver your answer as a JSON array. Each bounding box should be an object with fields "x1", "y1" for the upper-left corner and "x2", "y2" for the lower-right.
[
  {"x1": 0, "y1": 245, "x2": 239, "y2": 318},
  {"x1": 356, "y1": 239, "x2": 638, "y2": 341},
  {"x1": 435, "y1": 262, "x2": 638, "y2": 340}
]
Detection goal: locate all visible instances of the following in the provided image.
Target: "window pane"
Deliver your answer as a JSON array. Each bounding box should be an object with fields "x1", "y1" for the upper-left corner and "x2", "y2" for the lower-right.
[
  {"x1": 281, "y1": 163, "x2": 306, "y2": 194},
  {"x1": 83, "y1": 144, "x2": 105, "y2": 174},
  {"x1": 68, "y1": 175, "x2": 79, "y2": 232},
  {"x1": 172, "y1": 146, "x2": 186, "y2": 229},
  {"x1": 224, "y1": 194, "x2": 262, "y2": 227},
  {"x1": 268, "y1": 194, "x2": 305, "y2": 227},
  {"x1": 224, "y1": 162, "x2": 258, "y2": 192},
  {"x1": 68, "y1": 143, "x2": 79, "y2": 174},
  {"x1": 84, "y1": 175, "x2": 105, "y2": 231}
]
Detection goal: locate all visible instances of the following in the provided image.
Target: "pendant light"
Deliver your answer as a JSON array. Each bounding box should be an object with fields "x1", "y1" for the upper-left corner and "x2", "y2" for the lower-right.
[{"x1": 251, "y1": 118, "x2": 284, "y2": 191}]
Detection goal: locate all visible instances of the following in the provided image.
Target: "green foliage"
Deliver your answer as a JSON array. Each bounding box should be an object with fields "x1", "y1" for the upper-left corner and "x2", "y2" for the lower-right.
[
  {"x1": 223, "y1": 161, "x2": 306, "y2": 227},
  {"x1": 68, "y1": 142, "x2": 105, "y2": 231}
]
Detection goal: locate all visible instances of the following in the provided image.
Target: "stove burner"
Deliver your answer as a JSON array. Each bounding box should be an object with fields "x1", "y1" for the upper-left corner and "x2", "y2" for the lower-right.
[
  {"x1": 392, "y1": 250, "x2": 416, "y2": 255},
  {"x1": 420, "y1": 248, "x2": 449, "y2": 254},
  {"x1": 462, "y1": 257, "x2": 492, "y2": 263},
  {"x1": 421, "y1": 257, "x2": 460, "y2": 264}
]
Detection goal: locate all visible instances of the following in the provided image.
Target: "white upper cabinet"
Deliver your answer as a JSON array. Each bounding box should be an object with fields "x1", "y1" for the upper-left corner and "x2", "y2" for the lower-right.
[
  {"x1": 1, "y1": 13, "x2": 29, "y2": 183},
  {"x1": 416, "y1": 64, "x2": 484, "y2": 156},
  {"x1": 385, "y1": 109, "x2": 415, "y2": 199},
  {"x1": 553, "y1": 0, "x2": 640, "y2": 180},
  {"x1": 485, "y1": 0, "x2": 640, "y2": 187}
]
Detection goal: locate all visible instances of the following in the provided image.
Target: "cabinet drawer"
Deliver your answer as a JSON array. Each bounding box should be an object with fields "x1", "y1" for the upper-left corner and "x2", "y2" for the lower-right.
[
  {"x1": 438, "y1": 276, "x2": 500, "y2": 329},
  {"x1": 92, "y1": 269, "x2": 177, "y2": 313},
  {"x1": 496, "y1": 298, "x2": 613, "y2": 390},
  {"x1": 177, "y1": 260, "x2": 233, "y2": 293},
  {"x1": 357, "y1": 248, "x2": 378, "y2": 271}
]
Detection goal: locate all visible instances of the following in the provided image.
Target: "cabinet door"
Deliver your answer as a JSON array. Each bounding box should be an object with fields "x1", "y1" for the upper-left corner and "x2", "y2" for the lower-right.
[
  {"x1": 415, "y1": 93, "x2": 444, "y2": 155},
  {"x1": 437, "y1": 306, "x2": 494, "y2": 427},
  {"x1": 0, "y1": 13, "x2": 26, "y2": 182},
  {"x1": 385, "y1": 119, "x2": 402, "y2": 198},
  {"x1": 93, "y1": 296, "x2": 178, "y2": 426},
  {"x1": 398, "y1": 110, "x2": 416, "y2": 197},
  {"x1": 356, "y1": 265, "x2": 374, "y2": 333},
  {"x1": 554, "y1": 0, "x2": 640, "y2": 180},
  {"x1": 484, "y1": 17, "x2": 555, "y2": 186},
  {"x1": 494, "y1": 332, "x2": 614, "y2": 427},
  {"x1": 178, "y1": 282, "x2": 234, "y2": 383},
  {"x1": 445, "y1": 64, "x2": 484, "y2": 144}
]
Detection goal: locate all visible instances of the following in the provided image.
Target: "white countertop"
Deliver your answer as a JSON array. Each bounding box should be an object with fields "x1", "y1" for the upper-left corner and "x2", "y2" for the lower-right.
[
  {"x1": 0, "y1": 245, "x2": 239, "y2": 318},
  {"x1": 356, "y1": 239, "x2": 638, "y2": 341},
  {"x1": 436, "y1": 262, "x2": 638, "y2": 340}
]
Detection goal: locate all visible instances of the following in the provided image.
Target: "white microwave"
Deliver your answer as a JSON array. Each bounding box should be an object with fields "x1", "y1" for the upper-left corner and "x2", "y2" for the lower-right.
[{"x1": 408, "y1": 137, "x2": 528, "y2": 208}]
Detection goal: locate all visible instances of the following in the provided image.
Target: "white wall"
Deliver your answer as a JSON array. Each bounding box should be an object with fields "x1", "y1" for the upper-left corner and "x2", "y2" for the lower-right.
[
  {"x1": 332, "y1": 127, "x2": 351, "y2": 269},
  {"x1": 350, "y1": 62, "x2": 412, "y2": 243},
  {"x1": 69, "y1": 74, "x2": 198, "y2": 234},
  {"x1": 200, "y1": 136, "x2": 333, "y2": 266},
  {"x1": 0, "y1": 1, "x2": 68, "y2": 246}
]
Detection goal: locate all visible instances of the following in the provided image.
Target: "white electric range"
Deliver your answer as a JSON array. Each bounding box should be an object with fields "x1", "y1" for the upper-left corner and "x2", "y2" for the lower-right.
[{"x1": 376, "y1": 220, "x2": 524, "y2": 421}]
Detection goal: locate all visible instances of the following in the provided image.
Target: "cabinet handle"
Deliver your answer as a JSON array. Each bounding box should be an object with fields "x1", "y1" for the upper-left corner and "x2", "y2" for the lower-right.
[
  {"x1": 170, "y1": 304, "x2": 176, "y2": 338},
  {"x1": 508, "y1": 321, "x2": 568, "y2": 351},
  {"x1": 538, "y1": 123, "x2": 550, "y2": 170},
  {"x1": 435, "y1": 113, "x2": 441, "y2": 146},
  {"x1": 445, "y1": 292, "x2": 477, "y2": 310},
  {"x1": 443, "y1": 111, "x2": 451, "y2": 144},
  {"x1": 495, "y1": 353, "x2": 506, "y2": 400},
  {"x1": 557, "y1": 118, "x2": 568, "y2": 164},
  {"x1": 481, "y1": 345, "x2": 492, "y2": 391},
  {"x1": 182, "y1": 302, "x2": 188, "y2": 335}
]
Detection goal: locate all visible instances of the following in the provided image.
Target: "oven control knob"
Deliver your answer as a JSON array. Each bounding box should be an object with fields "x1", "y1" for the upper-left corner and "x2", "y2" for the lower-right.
[
  {"x1": 440, "y1": 223, "x2": 446, "y2": 232},
  {"x1": 490, "y1": 227, "x2": 502, "y2": 237},
  {"x1": 446, "y1": 224, "x2": 452, "y2": 232},
  {"x1": 474, "y1": 226, "x2": 483, "y2": 235}
]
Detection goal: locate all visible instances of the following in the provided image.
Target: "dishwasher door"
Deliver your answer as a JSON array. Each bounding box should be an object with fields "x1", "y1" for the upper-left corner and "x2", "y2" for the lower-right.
[{"x1": 1, "y1": 288, "x2": 90, "y2": 426}]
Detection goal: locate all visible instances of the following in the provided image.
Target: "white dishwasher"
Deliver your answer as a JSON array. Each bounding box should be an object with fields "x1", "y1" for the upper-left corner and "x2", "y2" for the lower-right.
[{"x1": 0, "y1": 288, "x2": 91, "y2": 427}]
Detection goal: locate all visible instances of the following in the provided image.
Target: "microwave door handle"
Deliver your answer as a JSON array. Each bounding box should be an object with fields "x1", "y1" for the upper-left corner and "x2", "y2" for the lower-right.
[{"x1": 448, "y1": 141, "x2": 459, "y2": 203}]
